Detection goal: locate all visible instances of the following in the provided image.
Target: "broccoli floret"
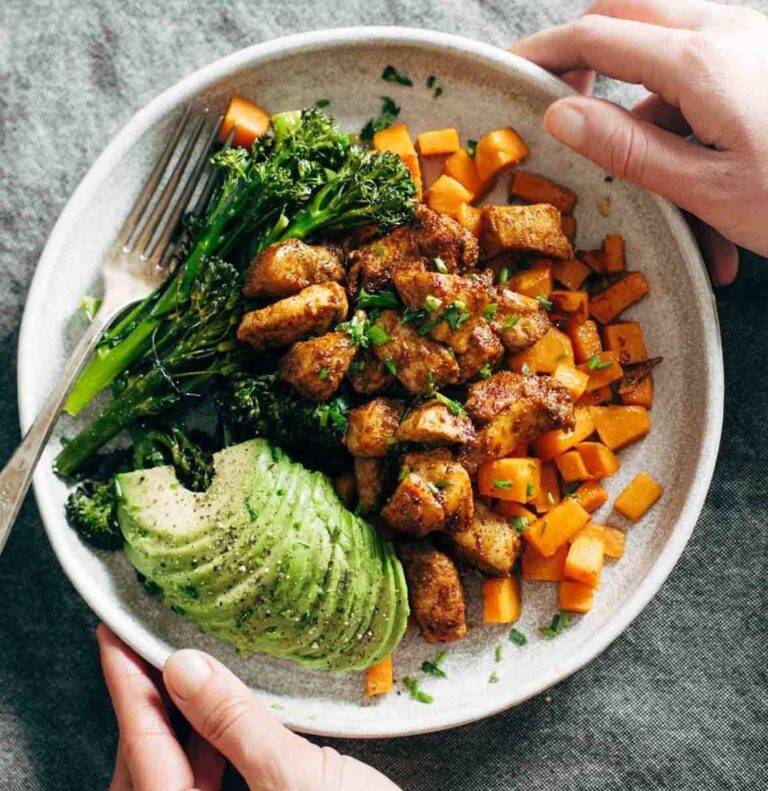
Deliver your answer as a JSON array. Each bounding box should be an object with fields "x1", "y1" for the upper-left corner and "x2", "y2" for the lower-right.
[
  {"x1": 65, "y1": 479, "x2": 122, "y2": 550},
  {"x1": 221, "y1": 373, "x2": 351, "y2": 473},
  {"x1": 133, "y1": 424, "x2": 213, "y2": 492}
]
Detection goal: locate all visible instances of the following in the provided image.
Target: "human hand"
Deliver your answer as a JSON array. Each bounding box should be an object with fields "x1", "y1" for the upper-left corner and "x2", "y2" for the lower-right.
[
  {"x1": 511, "y1": 0, "x2": 768, "y2": 285},
  {"x1": 96, "y1": 625, "x2": 400, "y2": 791}
]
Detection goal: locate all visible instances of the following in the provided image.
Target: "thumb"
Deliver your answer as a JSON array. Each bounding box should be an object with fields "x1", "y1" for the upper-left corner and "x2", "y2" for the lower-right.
[
  {"x1": 163, "y1": 649, "x2": 400, "y2": 791},
  {"x1": 543, "y1": 96, "x2": 720, "y2": 214}
]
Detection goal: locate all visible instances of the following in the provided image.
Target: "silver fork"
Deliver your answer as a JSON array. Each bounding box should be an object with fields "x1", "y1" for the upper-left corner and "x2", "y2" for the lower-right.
[{"x1": 0, "y1": 105, "x2": 228, "y2": 556}]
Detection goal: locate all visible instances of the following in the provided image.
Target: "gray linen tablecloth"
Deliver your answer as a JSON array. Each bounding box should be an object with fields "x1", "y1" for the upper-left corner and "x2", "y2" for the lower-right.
[{"x1": 1, "y1": 1, "x2": 767, "y2": 789}]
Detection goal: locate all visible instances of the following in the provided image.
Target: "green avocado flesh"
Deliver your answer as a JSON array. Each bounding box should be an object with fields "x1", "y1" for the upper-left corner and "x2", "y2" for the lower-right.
[{"x1": 117, "y1": 439, "x2": 409, "y2": 671}]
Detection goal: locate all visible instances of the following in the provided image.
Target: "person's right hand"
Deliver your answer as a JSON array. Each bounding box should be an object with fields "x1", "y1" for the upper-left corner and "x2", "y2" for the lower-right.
[{"x1": 511, "y1": 0, "x2": 768, "y2": 285}]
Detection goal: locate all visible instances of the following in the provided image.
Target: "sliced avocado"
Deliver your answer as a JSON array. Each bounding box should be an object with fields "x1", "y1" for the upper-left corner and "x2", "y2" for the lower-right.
[{"x1": 117, "y1": 439, "x2": 408, "y2": 671}]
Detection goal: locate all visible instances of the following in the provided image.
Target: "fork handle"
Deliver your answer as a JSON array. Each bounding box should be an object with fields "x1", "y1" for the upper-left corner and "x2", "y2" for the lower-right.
[{"x1": 0, "y1": 305, "x2": 119, "y2": 557}]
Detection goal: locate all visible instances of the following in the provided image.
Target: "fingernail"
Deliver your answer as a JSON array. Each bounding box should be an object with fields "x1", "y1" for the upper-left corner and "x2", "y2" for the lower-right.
[
  {"x1": 546, "y1": 102, "x2": 587, "y2": 148},
  {"x1": 165, "y1": 650, "x2": 212, "y2": 700}
]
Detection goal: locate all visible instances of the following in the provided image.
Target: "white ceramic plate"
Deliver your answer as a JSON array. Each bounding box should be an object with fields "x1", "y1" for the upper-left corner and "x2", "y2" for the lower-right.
[{"x1": 17, "y1": 27, "x2": 723, "y2": 738}]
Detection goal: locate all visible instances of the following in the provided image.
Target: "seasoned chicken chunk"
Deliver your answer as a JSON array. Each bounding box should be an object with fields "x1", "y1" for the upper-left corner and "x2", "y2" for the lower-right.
[
  {"x1": 243, "y1": 239, "x2": 344, "y2": 299},
  {"x1": 392, "y1": 269, "x2": 491, "y2": 344},
  {"x1": 382, "y1": 449, "x2": 473, "y2": 536},
  {"x1": 451, "y1": 500, "x2": 521, "y2": 576},
  {"x1": 278, "y1": 331, "x2": 355, "y2": 401},
  {"x1": 347, "y1": 351, "x2": 396, "y2": 395},
  {"x1": 459, "y1": 372, "x2": 575, "y2": 472},
  {"x1": 347, "y1": 205, "x2": 478, "y2": 294},
  {"x1": 480, "y1": 204, "x2": 573, "y2": 260},
  {"x1": 343, "y1": 397, "x2": 404, "y2": 457},
  {"x1": 449, "y1": 317, "x2": 505, "y2": 381},
  {"x1": 396, "y1": 399, "x2": 475, "y2": 445},
  {"x1": 489, "y1": 287, "x2": 550, "y2": 352},
  {"x1": 354, "y1": 457, "x2": 386, "y2": 513},
  {"x1": 397, "y1": 542, "x2": 467, "y2": 643},
  {"x1": 370, "y1": 310, "x2": 460, "y2": 394},
  {"x1": 237, "y1": 283, "x2": 347, "y2": 351}
]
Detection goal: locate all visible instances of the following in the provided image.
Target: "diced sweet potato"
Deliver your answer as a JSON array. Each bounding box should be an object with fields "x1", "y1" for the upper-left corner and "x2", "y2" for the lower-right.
[
  {"x1": 552, "y1": 256, "x2": 590, "y2": 290},
  {"x1": 482, "y1": 576, "x2": 521, "y2": 623},
  {"x1": 575, "y1": 442, "x2": 620, "y2": 480},
  {"x1": 561, "y1": 214, "x2": 577, "y2": 244},
  {"x1": 589, "y1": 405, "x2": 650, "y2": 451},
  {"x1": 495, "y1": 500, "x2": 537, "y2": 523},
  {"x1": 602, "y1": 234, "x2": 626, "y2": 273},
  {"x1": 418, "y1": 128, "x2": 460, "y2": 155},
  {"x1": 571, "y1": 481, "x2": 609, "y2": 513},
  {"x1": 427, "y1": 175, "x2": 474, "y2": 218},
  {"x1": 454, "y1": 202, "x2": 483, "y2": 238},
  {"x1": 565, "y1": 532, "x2": 604, "y2": 588},
  {"x1": 550, "y1": 290, "x2": 589, "y2": 324},
  {"x1": 508, "y1": 326, "x2": 574, "y2": 374},
  {"x1": 533, "y1": 407, "x2": 595, "y2": 461},
  {"x1": 553, "y1": 363, "x2": 590, "y2": 402},
  {"x1": 576, "y1": 385, "x2": 613, "y2": 408},
  {"x1": 532, "y1": 461, "x2": 561, "y2": 513},
  {"x1": 590, "y1": 272, "x2": 650, "y2": 324},
  {"x1": 555, "y1": 450, "x2": 591, "y2": 482},
  {"x1": 524, "y1": 497, "x2": 591, "y2": 557},
  {"x1": 443, "y1": 150, "x2": 483, "y2": 199},
  {"x1": 521, "y1": 543, "x2": 568, "y2": 581},
  {"x1": 509, "y1": 171, "x2": 577, "y2": 213},
  {"x1": 365, "y1": 655, "x2": 393, "y2": 695},
  {"x1": 475, "y1": 127, "x2": 529, "y2": 183},
  {"x1": 620, "y1": 376, "x2": 654, "y2": 408},
  {"x1": 478, "y1": 457, "x2": 542, "y2": 503},
  {"x1": 508, "y1": 258, "x2": 553, "y2": 299},
  {"x1": 576, "y1": 351, "x2": 624, "y2": 392},
  {"x1": 567, "y1": 320, "x2": 602, "y2": 364},
  {"x1": 558, "y1": 580, "x2": 594, "y2": 613},
  {"x1": 615, "y1": 472, "x2": 662, "y2": 522},
  {"x1": 602, "y1": 321, "x2": 647, "y2": 364}
]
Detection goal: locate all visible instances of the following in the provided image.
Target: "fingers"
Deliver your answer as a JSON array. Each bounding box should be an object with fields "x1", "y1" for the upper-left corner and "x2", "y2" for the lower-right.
[
  {"x1": 559, "y1": 69, "x2": 595, "y2": 96},
  {"x1": 163, "y1": 649, "x2": 322, "y2": 790},
  {"x1": 583, "y1": 0, "x2": 715, "y2": 29},
  {"x1": 543, "y1": 96, "x2": 720, "y2": 212},
  {"x1": 510, "y1": 14, "x2": 688, "y2": 104},
  {"x1": 97, "y1": 625, "x2": 194, "y2": 791},
  {"x1": 109, "y1": 742, "x2": 133, "y2": 791},
  {"x1": 685, "y1": 214, "x2": 740, "y2": 286},
  {"x1": 186, "y1": 731, "x2": 226, "y2": 791},
  {"x1": 632, "y1": 94, "x2": 692, "y2": 136}
]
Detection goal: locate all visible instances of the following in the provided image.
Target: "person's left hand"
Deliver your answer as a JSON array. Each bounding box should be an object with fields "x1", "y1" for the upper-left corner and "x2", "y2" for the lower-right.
[{"x1": 97, "y1": 625, "x2": 400, "y2": 791}]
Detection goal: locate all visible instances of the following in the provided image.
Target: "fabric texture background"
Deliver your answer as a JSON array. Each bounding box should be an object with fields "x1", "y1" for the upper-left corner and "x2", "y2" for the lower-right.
[{"x1": 1, "y1": 1, "x2": 767, "y2": 789}]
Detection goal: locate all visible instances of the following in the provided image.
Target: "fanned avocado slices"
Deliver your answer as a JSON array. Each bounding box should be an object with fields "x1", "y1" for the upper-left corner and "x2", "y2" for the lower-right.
[{"x1": 117, "y1": 439, "x2": 409, "y2": 671}]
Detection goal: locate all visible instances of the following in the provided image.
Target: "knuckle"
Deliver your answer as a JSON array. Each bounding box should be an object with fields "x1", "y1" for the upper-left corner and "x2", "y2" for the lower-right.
[
  {"x1": 200, "y1": 694, "x2": 251, "y2": 746},
  {"x1": 605, "y1": 122, "x2": 648, "y2": 184}
]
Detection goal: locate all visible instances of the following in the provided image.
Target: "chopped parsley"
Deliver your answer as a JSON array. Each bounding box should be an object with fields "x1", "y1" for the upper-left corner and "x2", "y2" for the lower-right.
[
  {"x1": 366, "y1": 324, "x2": 391, "y2": 346},
  {"x1": 315, "y1": 397, "x2": 349, "y2": 431},
  {"x1": 526, "y1": 482, "x2": 535, "y2": 498},
  {"x1": 433, "y1": 256, "x2": 448, "y2": 273},
  {"x1": 537, "y1": 296, "x2": 554, "y2": 311},
  {"x1": 509, "y1": 628, "x2": 527, "y2": 647},
  {"x1": 587, "y1": 354, "x2": 614, "y2": 370},
  {"x1": 402, "y1": 306, "x2": 427, "y2": 324},
  {"x1": 498, "y1": 266, "x2": 510, "y2": 284},
  {"x1": 478, "y1": 364, "x2": 492, "y2": 380},
  {"x1": 426, "y1": 75, "x2": 436, "y2": 89},
  {"x1": 357, "y1": 288, "x2": 400, "y2": 310},
  {"x1": 492, "y1": 479, "x2": 513, "y2": 490},
  {"x1": 360, "y1": 96, "x2": 401, "y2": 142},
  {"x1": 314, "y1": 98, "x2": 330, "y2": 108},
  {"x1": 421, "y1": 650, "x2": 448, "y2": 678},
  {"x1": 403, "y1": 676, "x2": 434, "y2": 704},
  {"x1": 510, "y1": 515, "x2": 527, "y2": 535},
  {"x1": 418, "y1": 301, "x2": 471, "y2": 336},
  {"x1": 381, "y1": 65, "x2": 413, "y2": 86},
  {"x1": 434, "y1": 392, "x2": 465, "y2": 416},
  {"x1": 317, "y1": 368, "x2": 330, "y2": 380},
  {"x1": 336, "y1": 314, "x2": 370, "y2": 347},
  {"x1": 539, "y1": 611, "x2": 572, "y2": 639},
  {"x1": 483, "y1": 302, "x2": 499, "y2": 320},
  {"x1": 384, "y1": 357, "x2": 397, "y2": 375},
  {"x1": 424, "y1": 295, "x2": 443, "y2": 312},
  {"x1": 488, "y1": 671, "x2": 499, "y2": 684},
  {"x1": 434, "y1": 86, "x2": 443, "y2": 99},
  {"x1": 495, "y1": 643, "x2": 503, "y2": 662},
  {"x1": 467, "y1": 139, "x2": 478, "y2": 158}
]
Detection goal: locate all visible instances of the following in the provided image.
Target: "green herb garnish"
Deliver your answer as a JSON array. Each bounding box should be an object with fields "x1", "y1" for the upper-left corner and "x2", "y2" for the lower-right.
[
  {"x1": 424, "y1": 295, "x2": 443, "y2": 312},
  {"x1": 495, "y1": 643, "x2": 503, "y2": 662},
  {"x1": 467, "y1": 139, "x2": 478, "y2": 158},
  {"x1": 317, "y1": 368, "x2": 330, "y2": 380},
  {"x1": 360, "y1": 96, "x2": 401, "y2": 142},
  {"x1": 478, "y1": 364, "x2": 492, "y2": 380},
  {"x1": 403, "y1": 676, "x2": 434, "y2": 704},
  {"x1": 433, "y1": 257, "x2": 447, "y2": 273},
  {"x1": 314, "y1": 98, "x2": 330, "y2": 108},
  {"x1": 384, "y1": 357, "x2": 397, "y2": 375},
  {"x1": 498, "y1": 267, "x2": 510, "y2": 284},
  {"x1": 358, "y1": 288, "x2": 400, "y2": 310},
  {"x1": 426, "y1": 75, "x2": 436, "y2": 89},
  {"x1": 483, "y1": 302, "x2": 499, "y2": 320},
  {"x1": 587, "y1": 354, "x2": 613, "y2": 370},
  {"x1": 492, "y1": 479, "x2": 513, "y2": 490},
  {"x1": 421, "y1": 650, "x2": 448, "y2": 678},
  {"x1": 526, "y1": 482, "x2": 535, "y2": 498},
  {"x1": 382, "y1": 65, "x2": 413, "y2": 86},
  {"x1": 435, "y1": 392, "x2": 465, "y2": 416},
  {"x1": 501, "y1": 315, "x2": 520, "y2": 329},
  {"x1": 537, "y1": 296, "x2": 554, "y2": 311},
  {"x1": 510, "y1": 515, "x2": 526, "y2": 535},
  {"x1": 488, "y1": 671, "x2": 499, "y2": 684},
  {"x1": 509, "y1": 628, "x2": 527, "y2": 646},
  {"x1": 367, "y1": 324, "x2": 391, "y2": 346},
  {"x1": 539, "y1": 611, "x2": 572, "y2": 639}
]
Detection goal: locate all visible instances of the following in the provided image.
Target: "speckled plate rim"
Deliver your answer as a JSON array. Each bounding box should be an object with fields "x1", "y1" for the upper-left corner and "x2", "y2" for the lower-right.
[{"x1": 17, "y1": 26, "x2": 724, "y2": 738}]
